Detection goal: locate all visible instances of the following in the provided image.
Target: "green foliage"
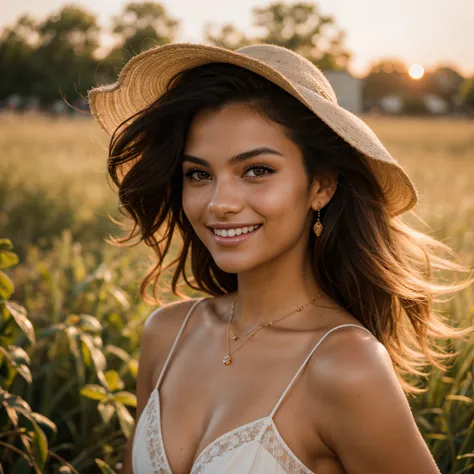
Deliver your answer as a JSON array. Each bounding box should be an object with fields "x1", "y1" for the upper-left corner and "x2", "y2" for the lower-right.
[
  {"x1": 0, "y1": 239, "x2": 53, "y2": 473},
  {"x1": 0, "y1": 233, "x2": 154, "y2": 472}
]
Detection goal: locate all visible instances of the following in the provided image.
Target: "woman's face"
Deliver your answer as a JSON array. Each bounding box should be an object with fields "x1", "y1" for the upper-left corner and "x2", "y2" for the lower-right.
[{"x1": 181, "y1": 102, "x2": 323, "y2": 274}]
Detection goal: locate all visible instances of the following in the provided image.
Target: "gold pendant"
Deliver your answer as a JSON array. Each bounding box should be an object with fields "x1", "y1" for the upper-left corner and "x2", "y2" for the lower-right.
[
  {"x1": 313, "y1": 221, "x2": 323, "y2": 237},
  {"x1": 223, "y1": 354, "x2": 232, "y2": 365}
]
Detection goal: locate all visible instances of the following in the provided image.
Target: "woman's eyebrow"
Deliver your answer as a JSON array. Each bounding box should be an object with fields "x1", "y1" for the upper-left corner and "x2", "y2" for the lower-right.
[{"x1": 182, "y1": 146, "x2": 284, "y2": 167}]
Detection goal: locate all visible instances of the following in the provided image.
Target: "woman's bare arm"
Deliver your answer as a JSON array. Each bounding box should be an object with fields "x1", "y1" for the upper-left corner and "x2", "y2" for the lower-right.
[
  {"x1": 315, "y1": 331, "x2": 442, "y2": 474},
  {"x1": 120, "y1": 310, "x2": 157, "y2": 474}
]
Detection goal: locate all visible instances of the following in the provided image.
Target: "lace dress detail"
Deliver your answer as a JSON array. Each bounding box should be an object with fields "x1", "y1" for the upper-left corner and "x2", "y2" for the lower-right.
[
  {"x1": 144, "y1": 392, "x2": 172, "y2": 474},
  {"x1": 260, "y1": 422, "x2": 314, "y2": 474},
  {"x1": 192, "y1": 418, "x2": 267, "y2": 474}
]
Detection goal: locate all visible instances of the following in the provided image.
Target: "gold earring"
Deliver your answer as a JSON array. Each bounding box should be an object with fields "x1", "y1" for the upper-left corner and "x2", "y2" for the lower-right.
[{"x1": 313, "y1": 202, "x2": 323, "y2": 237}]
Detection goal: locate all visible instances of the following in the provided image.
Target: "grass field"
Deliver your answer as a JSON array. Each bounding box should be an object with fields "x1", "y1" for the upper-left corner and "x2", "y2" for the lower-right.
[{"x1": 1, "y1": 114, "x2": 473, "y2": 473}]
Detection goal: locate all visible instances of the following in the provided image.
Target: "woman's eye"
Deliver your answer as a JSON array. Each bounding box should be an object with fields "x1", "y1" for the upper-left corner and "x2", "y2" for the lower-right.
[
  {"x1": 183, "y1": 169, "x2": 210, "y2": 181},
  {"x1": 183, "y1": 165, "x2": 275, "y2": 182},
  {"x1": 245, "y1": 166, "x2": 273, "y2": 179}
]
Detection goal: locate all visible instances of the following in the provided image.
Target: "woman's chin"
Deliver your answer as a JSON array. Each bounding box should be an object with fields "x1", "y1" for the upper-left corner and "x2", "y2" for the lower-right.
[{"x1": 210, "y1": 254, "x2": 259, "y2": 275}]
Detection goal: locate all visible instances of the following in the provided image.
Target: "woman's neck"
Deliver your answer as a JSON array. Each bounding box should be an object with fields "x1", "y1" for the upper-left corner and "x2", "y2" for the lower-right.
[{"x1": 230, "y1": 256, "x2": 322, "y2": 332}]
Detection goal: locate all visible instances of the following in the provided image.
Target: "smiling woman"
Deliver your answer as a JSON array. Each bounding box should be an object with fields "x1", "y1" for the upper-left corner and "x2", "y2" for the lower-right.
[{"x1": 87, "y1": 43, "x2": 473, "y2": 474}]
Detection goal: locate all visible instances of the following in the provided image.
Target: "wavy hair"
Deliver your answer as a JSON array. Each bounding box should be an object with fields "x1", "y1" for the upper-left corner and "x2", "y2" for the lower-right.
[{"x1": 104, "y1": 62, "x2": 473, "y2": 394}]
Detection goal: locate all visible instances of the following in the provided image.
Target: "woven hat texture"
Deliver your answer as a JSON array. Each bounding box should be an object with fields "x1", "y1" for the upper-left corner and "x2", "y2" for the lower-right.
[{"x1": 88, "y1": 42, "x2": 418, "y2": 216}]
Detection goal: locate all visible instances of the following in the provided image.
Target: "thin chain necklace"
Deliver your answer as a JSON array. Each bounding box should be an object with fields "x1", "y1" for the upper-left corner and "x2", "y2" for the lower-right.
[{"x1": 222, "y1": 291, "x2": 324, "y2": 365}]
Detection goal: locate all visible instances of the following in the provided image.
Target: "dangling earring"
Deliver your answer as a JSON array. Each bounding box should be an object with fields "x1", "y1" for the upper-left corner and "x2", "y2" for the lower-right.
[{"x1": 313, "y1": 202, "x2": 323, "y2": 237}]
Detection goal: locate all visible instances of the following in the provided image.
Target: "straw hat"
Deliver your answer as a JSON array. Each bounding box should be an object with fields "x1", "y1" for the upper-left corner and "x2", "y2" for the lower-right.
[{"x1": 88, "y1": 42, "x2": 418, "y2": 216}]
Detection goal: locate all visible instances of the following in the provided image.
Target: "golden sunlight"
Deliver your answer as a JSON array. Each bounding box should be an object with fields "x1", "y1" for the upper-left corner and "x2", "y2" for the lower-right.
[{"x1": 409, "y1": 63, "x2": 425, "y2": 79}]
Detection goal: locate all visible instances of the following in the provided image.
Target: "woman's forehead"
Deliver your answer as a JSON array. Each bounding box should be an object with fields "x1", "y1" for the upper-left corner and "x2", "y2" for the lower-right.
[{"x1": 184, "y1": 103, "x2": 295, "y2": 159}]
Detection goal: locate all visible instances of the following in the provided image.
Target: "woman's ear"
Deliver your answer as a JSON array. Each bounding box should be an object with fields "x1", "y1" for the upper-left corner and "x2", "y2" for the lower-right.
[{"x1": 310, "y1": 171, "x2": 338, "y2": 211}]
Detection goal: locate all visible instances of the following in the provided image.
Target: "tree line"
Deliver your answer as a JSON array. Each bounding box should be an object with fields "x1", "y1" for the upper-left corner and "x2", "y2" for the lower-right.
[{"x1": 0, "y1": 1, "x2": 473, "y2": 111}]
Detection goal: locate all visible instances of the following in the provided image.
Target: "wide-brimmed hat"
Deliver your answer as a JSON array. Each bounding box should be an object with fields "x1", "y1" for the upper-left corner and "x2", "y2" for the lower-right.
[{"x1": 88, "y1": 42, "x2": 418, "y2": 216}]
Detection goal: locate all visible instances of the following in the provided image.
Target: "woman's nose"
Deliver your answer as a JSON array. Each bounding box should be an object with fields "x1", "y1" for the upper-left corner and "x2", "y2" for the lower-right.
[{"x1": 207, "y1": 182, "x2": 243, "y2": 217}]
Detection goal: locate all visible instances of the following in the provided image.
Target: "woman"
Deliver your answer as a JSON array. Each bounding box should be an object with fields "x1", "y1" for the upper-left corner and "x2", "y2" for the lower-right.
[{"x1": 88, "y1": 43, "x2": 472, "y2": 474}]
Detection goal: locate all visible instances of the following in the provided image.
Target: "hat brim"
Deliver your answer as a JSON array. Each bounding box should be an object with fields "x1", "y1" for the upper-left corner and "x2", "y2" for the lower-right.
[{"x1": 88, "y1": 42, "x2": 418, "y2": 216}]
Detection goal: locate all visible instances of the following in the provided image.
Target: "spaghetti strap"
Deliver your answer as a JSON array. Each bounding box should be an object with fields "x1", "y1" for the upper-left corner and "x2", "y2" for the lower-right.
[
  {"x1": 154, "y1": 297, "x2": 208, "y2": 391},
  {"x1": 268, "y1": 323, "x2": 373, "y2": 419}
]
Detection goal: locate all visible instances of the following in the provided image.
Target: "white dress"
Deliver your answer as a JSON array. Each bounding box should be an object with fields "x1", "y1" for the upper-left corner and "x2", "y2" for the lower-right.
[{"x1": 132, "y1": 297, "x2": 373, "y2": 473}]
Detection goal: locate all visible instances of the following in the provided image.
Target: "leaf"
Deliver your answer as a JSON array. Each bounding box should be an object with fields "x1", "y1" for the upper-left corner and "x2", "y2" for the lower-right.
[
  {"x1": 0, "y1": 271, "x2": 15, "y2": 301},
  {"x1": 97, "y1": 400, "x2": 115, "y2": 424},
  {"x1": 15, "y1": 363, "x2": 32, "y2": 384},
  {"x1": 0, "y1": 346, "x2": 32, "y2": 383},
  {"x1": 28, "y1": 417, "x2": 48, "y2": 471},
  {"x1": 0, "y1": 251, "x2": 19, "y2": 270},
  {"x1": 10, "y1": 346, "x2": 32, "y2": 384},
  {"x1": 128, "y1": 359, "x2": 138, "y2": 378},
  {"x1": 445, "y1": 395, "x2": 473, "y2": 404},
  {"x1": 13, "y1": 406, "x2": 47, "y2": 472},
  {"x1": 4, "y1": 391, "x2": 32, "y2": 412},
  {"x1": 80, "y1": 333, "x2": 106, "y2": 373},
  {"x1": 115, "y1": 401, "x2": 135, "y2": 438},
  {"x1": 3, "y1": 399, "x2": 20, "y2": 427},
  {"x1": 104, "y1": 370, "x2": 123, "y2": 392},
  {"x1": 425, "y1": 433, "x2": 448, "y2": 440},
  {"x1": 65, "y1": 326, "x2": 81, "y2": 359},
  {"x1": 3, "y1": 301, "x2": 35, "y2": 343},
  {"x1": 80, "y1": 384, "x2": 108, "y2": 401},
  {"x1": 9, "y1": 346, "x2": 31, "y2": 366},
  {"x1": 0, "y1": 239, "x2": 14, "y2": 251},
  {"x1": 105, "y1": 345, "x2": 130, "y2": 362},
  {"x1": 78, "y1": 314, "x2": 103, "y2": 333},
  {"x1": 108, "y1": 286, "x2": 131, "y2": 310},
  {"x1": 95, "y1": 459, "x2": 117, "y2": 474},
  {"x1": 81, "y1": 336, "x2": 92, "y2": 367},
  {"x1": 30, "y1": 412, "x2": 57, "y2": 439},
  {"x1": 113, "y1": 391, "x2": 137, "y2": 407}
]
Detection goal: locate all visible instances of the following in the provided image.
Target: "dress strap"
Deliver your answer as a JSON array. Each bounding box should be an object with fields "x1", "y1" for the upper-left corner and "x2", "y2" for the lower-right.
[
  {"x1": 268, "y1": 323, "x2": 373, "y2": 419},
  {"x1": 155, "y1": 297, "x2": 209, "y2": 391}
]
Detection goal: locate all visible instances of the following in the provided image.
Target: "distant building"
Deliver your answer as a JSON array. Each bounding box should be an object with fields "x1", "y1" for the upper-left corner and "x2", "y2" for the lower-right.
[
  {"x1": 379, "y1": 95, "x2": 403, "y2": 114},
  {"x1": 324, "y1": 70, "x2": 362, "y2": 114},
  {"x1": 424, "y1": 94, "x2": 449, "y2": 114}
]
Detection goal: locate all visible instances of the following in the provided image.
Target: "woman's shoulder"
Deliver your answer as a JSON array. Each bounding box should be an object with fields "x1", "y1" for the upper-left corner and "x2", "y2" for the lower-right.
[
  {"x1": 306, "y1": 318, "x2": 394, "y2": 421},
  {"x1": 142, "y1": 296, "x2": 207, "y2": 337},
  {"x1": 137, "y1": 297, "x2": 210, "y2": 384}
]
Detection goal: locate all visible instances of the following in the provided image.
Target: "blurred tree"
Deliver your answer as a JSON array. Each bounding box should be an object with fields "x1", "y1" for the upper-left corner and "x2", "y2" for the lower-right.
[
  {"x1": 430, "y1": 66, "x2": 465, "y2": 110},
  {"x1": 107, "y1": 1, "x2": 179, "y2": 68},
  {"x1": 0, "y1": 15, "x2": 39, "y2": 100},
  {"x1": 204, "y1": 23, "x2": 253, "y2": 50},
  {"x1": 205, "y1": 1, "x2": 351, "y2": 70},
  {"x1": 34, "y1": 5, "x2": 101, "y2": 104},
  {"x1": 362, "y1": 59, "x2": 410, "y2": 105}
]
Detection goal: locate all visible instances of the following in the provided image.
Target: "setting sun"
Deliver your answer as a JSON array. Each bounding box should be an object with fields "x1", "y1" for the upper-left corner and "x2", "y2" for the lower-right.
[{"x1": 409, "y1": 63, "x2": 425, "y2": 79}]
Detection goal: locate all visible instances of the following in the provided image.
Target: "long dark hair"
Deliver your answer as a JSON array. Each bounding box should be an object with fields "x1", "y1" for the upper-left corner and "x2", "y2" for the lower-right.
[{"x1": 104, "y1": 62, "x2": 473, "y2": 394}]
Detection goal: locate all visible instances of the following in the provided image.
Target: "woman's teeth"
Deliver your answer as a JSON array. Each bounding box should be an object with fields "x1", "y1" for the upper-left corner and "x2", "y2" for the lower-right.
[{"x1": 213, "y1": 224, "x2": 261, "y2": 237}]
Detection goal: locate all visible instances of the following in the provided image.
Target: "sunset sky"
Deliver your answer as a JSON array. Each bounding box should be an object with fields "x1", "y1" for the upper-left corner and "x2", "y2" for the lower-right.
[{"x1": 2, "y1": 0, "x2": 473, "y2": 78}]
